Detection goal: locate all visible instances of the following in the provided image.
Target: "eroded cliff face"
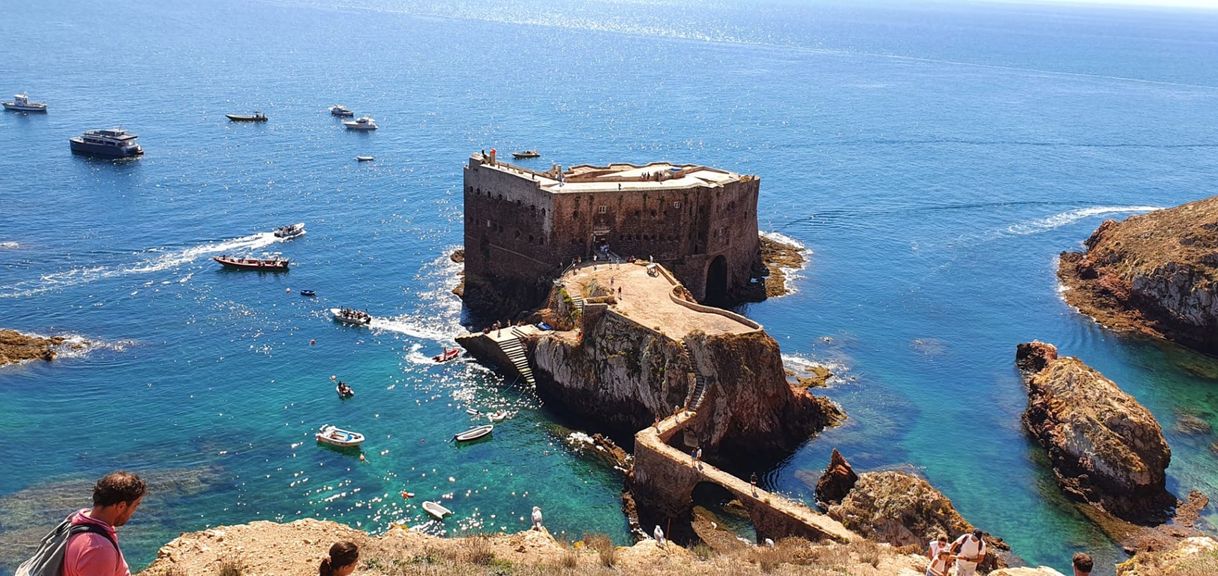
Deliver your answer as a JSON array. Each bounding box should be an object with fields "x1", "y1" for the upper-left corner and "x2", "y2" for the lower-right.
[
  {"x1": 1016, "y1": 342, "x2": 1174, "y2": 524},
  {"x1": 530, "y1": 305, "x2": 841, "y2": 464},
  {"x1": 1058, "y1": 196, "x2": 1218, "y2": 355}
]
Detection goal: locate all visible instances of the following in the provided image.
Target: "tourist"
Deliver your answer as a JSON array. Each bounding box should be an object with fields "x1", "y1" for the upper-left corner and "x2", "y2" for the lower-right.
[
  {"x1": 531, "y1": 506, "x2": 544, "y2": 530},
  {"x1": 927, "y1": 534, "x2": 948, "y2": 559},
  {"x1": 64, "y1": 471, "x2": 146, "y2": 576},
  {"x1": 949, "y1": 529, "x2": 987, "y2": 576},
  {"x1": 1071, "y1": 552, "x2": 1092, "y2": 576},
  {"x1": 319, "y1": 541, "x2": 359, "y2": 576},
  {"x1": 925, "y1": 547, "x2": 954, "y2": 576},
  {"x1": 750, "y1": 472, "x2": 758, "y2": 496}
]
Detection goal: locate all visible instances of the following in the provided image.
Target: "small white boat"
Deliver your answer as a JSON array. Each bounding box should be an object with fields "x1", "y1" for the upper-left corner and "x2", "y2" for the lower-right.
[
  {"x1": 422, "y1": 501, "x2": 452, "y2": 520},
  {"x1": 329, "y1": 104, "x2": 354, "y2": 117},
  {"x1": 343, "y1": 116, "x2": 377, "y2": 131},
  {"x1": 316, "y1": 425, "x2": 364, "y2": 448},
  {"x1": 356, "y1": 155, "x2": 374, "y2": 162},
  {"x1": 331, "y1": 307, "x2": 371, "y2": 325},
  {"x1": 3, "y1": 93, "x2": 47, "y2": 112},
  {"x1": 454, "y1": 424, "x2": 493, "y2": 442},
  {"x1": 273, "y1": 222, "x2": 305, "y2": 239},
  {"x1": 487, "y1": 410, "x2": 510, "y2": 422}
]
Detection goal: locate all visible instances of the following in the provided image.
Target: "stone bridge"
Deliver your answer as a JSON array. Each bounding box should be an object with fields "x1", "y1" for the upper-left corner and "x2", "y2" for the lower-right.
[{"x1": 630, "y1": 409, "x2": 855, "y2": 545}]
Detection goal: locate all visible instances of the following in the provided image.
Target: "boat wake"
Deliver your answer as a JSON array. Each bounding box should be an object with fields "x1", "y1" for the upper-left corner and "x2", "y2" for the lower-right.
[
  {"x1": 370, "y1": 316, "x2": 456, "y2": 342},
  {"x1": 0, "y1": 232, "x2": 284, "y2": 299},
  {"x1": 1004, "y1": 205, "x2": 1161, "y2": 236}
]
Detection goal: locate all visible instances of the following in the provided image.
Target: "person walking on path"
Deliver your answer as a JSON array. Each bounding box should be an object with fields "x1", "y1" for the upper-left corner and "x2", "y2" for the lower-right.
[
  {"x1": 319, "y1": 541, "x2": 359, "y2": 576},
  {"x1": 927, "y1": 534, "x2": 948, "y2": 559},
  {"x1": 1071, "y1": 552, "x2": 1092, "y2": 576},
  {"x1": 64, "y1": 471, "x2": 146, "y2": 576},
  {"x1": 949, "y1": 529, "x2": 987, "y2": 576},
  {"x1": 924, "y1": 548, "x2": 954, "y2": 576}
]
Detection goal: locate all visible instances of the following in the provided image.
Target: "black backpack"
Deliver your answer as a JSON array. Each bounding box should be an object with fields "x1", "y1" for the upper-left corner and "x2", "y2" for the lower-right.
[{"x1": 15, "y1": 515, "x2": 118, "y2": 576}]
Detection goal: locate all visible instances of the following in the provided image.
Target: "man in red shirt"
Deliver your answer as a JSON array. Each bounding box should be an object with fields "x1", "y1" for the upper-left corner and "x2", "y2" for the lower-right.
[{"x1": 64, "y1": 471, "x2": 146, "y2": 576}]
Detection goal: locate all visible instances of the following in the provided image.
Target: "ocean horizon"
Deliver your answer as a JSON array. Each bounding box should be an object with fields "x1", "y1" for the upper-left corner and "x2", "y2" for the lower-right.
[{"x1": 3, "y1": 1, "x2": 1218, "y2": 574}]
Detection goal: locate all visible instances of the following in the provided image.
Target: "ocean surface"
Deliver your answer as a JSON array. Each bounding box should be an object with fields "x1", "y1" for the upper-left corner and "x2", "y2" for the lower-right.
[{"x1": 3, "y1": 1, "x2": 1218, "y2": 573}]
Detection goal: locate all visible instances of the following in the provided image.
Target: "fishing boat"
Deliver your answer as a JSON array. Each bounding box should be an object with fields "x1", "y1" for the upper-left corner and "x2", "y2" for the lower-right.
[
  {"x1": 511, "y1": 150, "x2": 540, "y2": 159},
  {"x1": 336, "y1": 382, "x2": 354, "y2": 398},
  {"x1": 2, "y1": 93, "x2": 47, "y2": 112},
  {"x1": 432, "y1": 347, "x2": 461, "y2": 362},
  {"x1": 454, "y1": 424, "x2": 493, "y2": 442},
  {"x1": 422, "y1": 501, "x2": 452, "y2": 520},
  {"x1": 330, "y1": 307, "x2": 371, "y2": 325},
  {"x1": 226, "y1": 112, "x2": 267, "y2": 122},
  {"x1": 329, "y1": 104, "x2": 354, "y2": 117},
  {"x1": 300, "y1": 289, "x2": 316, "y2": 297},
  {"x1": 273, "y1": 222, "x2": 306, "y2": 239},
  {"x1": 343, "y1": 116, "x2": 377, "y2": 131},
  {"x1": 69, "y1": 129, "x2": 143, "y2": 158},
  {"x1": 315, "y1": 425, "x2": 364, "y2": 448},
  {"x1": 213, "y1": 254, "x2": 289, "y2": 271},
  {"x1": 356, "y1": 155, "x2": 374, "y2": 162}
]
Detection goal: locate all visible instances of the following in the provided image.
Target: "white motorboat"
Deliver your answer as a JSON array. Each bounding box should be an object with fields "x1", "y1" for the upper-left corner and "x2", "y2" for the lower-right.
[
  {"x1": 487, "y1": 410, "x2": 510, "y2": 422},
  {"x1": 273, "y1": 222, "x2": 306, "y2": 239},
  {"x1": 343, "y1": 116, "x2": 377, "y2": 131},
  {"x1": 329, "y1": 104, "x2": 354, "y2": 117},
  {"x1": 330, "y1": 307, "x2": 371, "y2": 325},
  {"x1": 422, "y1": 501, "x2": 452, "y2": 520},
  {"x1": 356, "y1": 155, "x2": 374, "y2": 162},
  {"x1": 454, "y1": 424, "x2": 493, "y2": 442},
  {"x1": 3, "y1": 93, "x2": 47, "y2": 112},
  {"x1": 316, "y1": 425, "x2": 364, "y2": 448}
]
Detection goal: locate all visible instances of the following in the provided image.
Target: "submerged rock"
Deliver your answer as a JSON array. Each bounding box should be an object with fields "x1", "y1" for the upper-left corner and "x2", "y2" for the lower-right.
[
  {"x1": 814, "y1": 449, "x2": 858, "y2": 506},
  {"x1": 1017, "y1": 342, "x2": 1174, "y2": 524},
  {"x1": 1057, "y1": 196, "x2": 1218, "y2": 355},
  {"x1": 0, "y1": 329, "x2": 83, "y2": 367}
]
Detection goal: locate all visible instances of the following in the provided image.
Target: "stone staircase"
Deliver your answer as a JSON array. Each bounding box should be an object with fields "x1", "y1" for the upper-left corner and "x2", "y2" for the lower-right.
[
  {"x1": 681, "y1": 341, "x2": 710, "y2": 411},
  {"x1": 499, "y1": 328, "x2": 535, "y2": 387}
]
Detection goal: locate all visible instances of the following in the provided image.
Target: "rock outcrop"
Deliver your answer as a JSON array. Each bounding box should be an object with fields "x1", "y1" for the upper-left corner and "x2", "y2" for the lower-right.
[
  {"x1": 814, "y1": 449, "x2": 858, "y2": 506},
  {"x1": 1116, "y1": 536, "x2": 1218, "y2": 576},
  {"x1": 1058, "y1": 196, "x2": 1218, "y2": 355},
  {"x1": 825, "y1": 470, "x2": 1009, "y2": 572},
  {"x1": 0, "y1": 329, "x2": 81, "y2": 367},
  {"x1": 1016, "y1": 342, "x2": 1174, "y2": 524}
]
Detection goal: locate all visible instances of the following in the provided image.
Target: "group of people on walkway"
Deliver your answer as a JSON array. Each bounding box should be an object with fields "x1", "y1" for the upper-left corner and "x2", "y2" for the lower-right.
[{"x1": 925, "y1": 530, "x2": 1093, "y2": 576}]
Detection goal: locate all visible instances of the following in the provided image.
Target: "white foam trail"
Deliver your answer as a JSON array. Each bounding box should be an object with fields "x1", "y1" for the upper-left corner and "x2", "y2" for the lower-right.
[
  {"x1": 0, "y1": 232, "x2": 282, "y2": 298},
  {"x1": 1005, "y1": 206, "x2": 1161, "y2": 236},
  {"x1": 760, "y1": 231, "x2": 808, "y2": 252},
  {"x1": 0, "y1": 241, "x2": 18, "y2": 249},
  {"x1": 370, "y1": 316, "x2": 456, "y2": 342},
  {"x1": 404, "y1": 343, "x2": 436, "y2": 365}
]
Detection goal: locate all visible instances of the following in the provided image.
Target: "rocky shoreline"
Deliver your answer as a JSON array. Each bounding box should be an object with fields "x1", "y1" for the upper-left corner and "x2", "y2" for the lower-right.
[
  {"x1": 758, "y1": 235, "x2": 807, "y2": 299},
  {"x1": 0, "y1": 329, "x2": 84, "y2": 367}
]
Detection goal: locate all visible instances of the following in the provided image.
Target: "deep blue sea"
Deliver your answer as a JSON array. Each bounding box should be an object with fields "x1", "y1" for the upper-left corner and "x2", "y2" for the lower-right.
[{"x1": 3, "y1": 1, "x2": 1218, "y2": 574}]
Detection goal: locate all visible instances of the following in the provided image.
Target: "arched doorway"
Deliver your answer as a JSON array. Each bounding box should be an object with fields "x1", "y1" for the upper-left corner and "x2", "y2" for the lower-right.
[{"x1": 705, "y1": 255, "x2": 729, "y2": 307}]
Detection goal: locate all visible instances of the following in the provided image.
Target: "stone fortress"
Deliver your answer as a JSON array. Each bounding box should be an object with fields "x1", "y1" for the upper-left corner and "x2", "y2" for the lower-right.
[{"x1": 461, "y1": 151, "x2": 763, "y2": 320}]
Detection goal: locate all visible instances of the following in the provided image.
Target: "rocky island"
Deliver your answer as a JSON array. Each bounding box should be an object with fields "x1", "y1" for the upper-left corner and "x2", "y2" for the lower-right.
[
  {"x1": 0, "y1": 329, "x2": 83, "y2": 367},
  {"x1": 1058, "y1": 196, "x2": 1218, "y2": 355}
]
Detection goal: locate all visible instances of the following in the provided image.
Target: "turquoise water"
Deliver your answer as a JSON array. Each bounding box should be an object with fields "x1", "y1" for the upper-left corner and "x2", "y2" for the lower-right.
[{"x1": 3, "y1": 1, "x2": 1218, "y2": 574}]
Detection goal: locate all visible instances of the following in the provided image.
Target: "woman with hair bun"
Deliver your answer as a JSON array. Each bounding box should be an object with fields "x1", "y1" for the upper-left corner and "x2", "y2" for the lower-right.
[{"x1": 319, "y1": 541, "x2": 359, "y2": 576}]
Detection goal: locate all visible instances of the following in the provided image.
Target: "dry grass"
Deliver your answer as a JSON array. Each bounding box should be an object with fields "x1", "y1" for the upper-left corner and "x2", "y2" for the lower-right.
[
  {"x1": 217, "y1": 560, "x2": 243, "y2": 576},
  {"x1": 584, "y1": 533, "x2": 618, "y2": 567},
  {"x1": 459, "y1": 534, "x2": 496, "y2": 566}
]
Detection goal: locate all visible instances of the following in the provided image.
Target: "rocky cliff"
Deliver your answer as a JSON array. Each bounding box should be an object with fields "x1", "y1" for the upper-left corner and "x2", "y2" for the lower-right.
[
  {"x1": 1016, "y1": 342, "x2": 1174, "y2": 524},
  {"x1": 1058, "y1": 196, "x2": 1218, "y2": 354},
  {"x1": 825, "y1": 469, "x2": 1010, "y2": 572},
  {"x1": 530, "y1": 310, "x2": 841, "y2": 464}
]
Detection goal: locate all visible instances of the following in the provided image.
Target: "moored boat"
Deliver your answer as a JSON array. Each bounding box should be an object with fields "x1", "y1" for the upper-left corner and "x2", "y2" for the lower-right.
[
  {"x1": 226, "y1": 112, "x2": 267, "y2": 122},
  {"x1": 300, "y1": 289, "x2": 316, "y2": 297},
  {"x1": 511, "y1": 150, "x2": 540, "y2": 159},
  {"x1": 69, "y1": 129, "x2": 143, "y2": 158},
  {"x1": 356, "y1": 155, "x2": 374, "y2": 162},
  {"x1": 2, "y1": 93, "x2": 47, "y2": 112},
  {"x1": 343, "y1": 116, "x2": 377, "y2": 131},
  {"x1": 330, "y1": 307, "x2": 371, "y2": 325},
  {"x1": 432, "y1": 347, "x2": 461, "y2": 362},
  {"x1": 336, "y1": 382, "x2": 354, "y2": 398},
  {"x1": 273, "y1": 222, "x2": 306, "y2": 238},
  {"x1": 329, "y1": 104, "x2": 354, "y2": 117},
  {"x1": 422, "y1": 501, "x2": 452, "y2": 520},
  {"x1": 213, "y1": 254, "x2": 290, "y2": 271},
  {"x1": 454, "y1": 424, "x2": 493, "y2": 442},
  {"x1": 316, "y1": 424, "x2": 364, "y2": 448}
]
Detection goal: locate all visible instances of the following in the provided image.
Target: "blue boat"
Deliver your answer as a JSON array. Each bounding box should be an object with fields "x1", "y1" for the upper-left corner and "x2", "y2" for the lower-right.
[{"x1": 69, "y1": 129, "x2": 143, "y2": 158}]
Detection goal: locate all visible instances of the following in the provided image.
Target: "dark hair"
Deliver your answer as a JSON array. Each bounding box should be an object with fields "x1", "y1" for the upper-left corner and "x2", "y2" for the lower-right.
[
  {"x1": 1072, "y1": 552, "x2": 1093, "y2": 572},
  {"x1": 92, "y1": 471, "x2": 146, "y2": 507},
  {"x1": 319, "y1": 541, "x2": 359, "y2": 576}
]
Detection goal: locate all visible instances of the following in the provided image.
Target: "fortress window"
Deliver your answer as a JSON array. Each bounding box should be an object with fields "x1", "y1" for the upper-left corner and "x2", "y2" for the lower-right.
[
  {"x1": 497, "y1": 194, "x2": 503, "y2": 201},
  {"x1": 486, "y1": 220, "x2": 492, "y2": 228},
  {"x1": 476, "y1": 187, "x2": 481, "y2": 195},
  {"x1": 515, "y1": 230, "x2": 521, "y2": 239},
  {"x1": 541, "y1": 208, "x2": 546, "y2": 217},
  {"x1": 673, "y1": 201, "x2": 681, "y2": 208},
  {"x1": 598, "y1": 206, "x2": 607, "y2": 214},
  {"x1": 467, "y1": 186, "x2": 473, "y2": 194},
  {"x1": 528, "y1": 234, "x2": 535, "y2": 243}
]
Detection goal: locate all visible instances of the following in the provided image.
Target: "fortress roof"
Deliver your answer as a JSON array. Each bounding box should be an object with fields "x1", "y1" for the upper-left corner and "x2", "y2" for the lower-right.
[{"x1": 471, "y1": 154, "x2": 751, "y2": 194}]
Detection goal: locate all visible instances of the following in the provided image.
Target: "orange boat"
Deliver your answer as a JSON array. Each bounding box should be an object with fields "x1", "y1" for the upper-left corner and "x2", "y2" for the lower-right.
[
  {"x1": 432, "y1": 347, "x2": 461, "y2": 362},
  {"x1": 213, "y1": 254, "x2": 289, "y2": 271}
]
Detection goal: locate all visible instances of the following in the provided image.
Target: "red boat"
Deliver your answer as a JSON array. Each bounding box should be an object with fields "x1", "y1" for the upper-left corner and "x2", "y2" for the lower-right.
[
  {"x1": 432, "y1": 347, "x2": 461, "y2": 362},
  {"x1": 213, "y1": 254, "x2": 289, "y2": 271}
]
